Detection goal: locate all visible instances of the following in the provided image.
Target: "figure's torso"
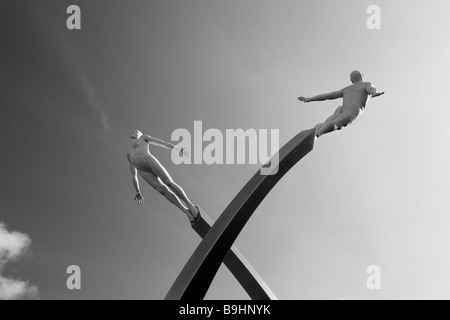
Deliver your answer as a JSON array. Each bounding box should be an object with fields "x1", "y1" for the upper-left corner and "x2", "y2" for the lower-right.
[
  {"x1": 342, "y1": 82, "x2": 371, "y2": 112},
  {"x1": 127, "y1": 138, "x2": 152, "y2": 171}
]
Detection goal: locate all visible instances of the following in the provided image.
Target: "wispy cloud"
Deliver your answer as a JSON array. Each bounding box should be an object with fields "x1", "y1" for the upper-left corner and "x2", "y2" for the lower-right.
[
  {"x1": 23, "y1": 1, "x2": 111, "y2": 136},
  {"x1": 0, "y1": 223, "x2": 39, "y2": 300},
  {"x1": 80, "y1": 69, "x2": 110, "y2": 134},
  {"x1": 62, "y1": 39, "x2": 111, "y2": 136}
]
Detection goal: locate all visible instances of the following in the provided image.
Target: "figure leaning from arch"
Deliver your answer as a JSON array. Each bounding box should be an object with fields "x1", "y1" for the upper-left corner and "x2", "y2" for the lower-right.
[
  {"x1": 127, "y1": 130, "x2": 200, "y2": 225},
  {"x1": 298, "y1": 70, "x2": 384, "y2": 138}
]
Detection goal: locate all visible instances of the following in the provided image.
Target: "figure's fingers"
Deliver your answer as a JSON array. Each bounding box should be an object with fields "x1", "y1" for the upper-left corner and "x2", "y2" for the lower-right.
[
  {"x1": 298, "y1": 97, "x2": 309, "y2": 103},
  {"x1": 373, "y1": 92, "x2": 385, "y2": 98}
]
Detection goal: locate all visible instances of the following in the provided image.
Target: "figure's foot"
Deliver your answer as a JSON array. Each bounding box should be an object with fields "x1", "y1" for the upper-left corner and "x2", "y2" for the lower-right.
[
  {"x1": 190, "y1": 206, "x2": 201, "y2": 226},
  {"x1": 190, "y1": 215, "x2": 200, "y2": 226},
  {"x1": 188, "y1": 205, "x2": 200, "y2": 218}
]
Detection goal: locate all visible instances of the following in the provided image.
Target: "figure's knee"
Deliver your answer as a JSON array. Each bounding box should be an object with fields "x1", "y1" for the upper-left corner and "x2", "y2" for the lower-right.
[
  {"x1": 335, "y1": 106, "x2": 344, "y2": 115},
  {"x1": 155, "y1": 184, "x2": 170, "y2": 195},
  {"x1": 335, "y1": 115, "x2": 355, "y2": 130},
  {"x1": 334, "y1": 121, "x2": 345, "y2": 130},
  {"x1": 162, "y1": 179, "x2": 176, "y2": 189},
  {"x1": 318, "y1": 120, "x2": 345, "y2": 136},
  {"x1": 334, "y1": 122, "x2": 347, "y2": 131}
]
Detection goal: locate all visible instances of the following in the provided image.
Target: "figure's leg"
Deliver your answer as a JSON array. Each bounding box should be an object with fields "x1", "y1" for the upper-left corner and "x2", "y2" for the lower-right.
[
  {"x1": 147, "y1": 154, "x2": 200, "y2": 218},
  {"x1": 316, "y1": 111, "x2": 356, "y2": 138},
  {"x1": 139, "y1": 170, "x2": 196, "y2": 222},
  {"x1": 314, "y1": 106, "x2": 343, "y2": 135}
]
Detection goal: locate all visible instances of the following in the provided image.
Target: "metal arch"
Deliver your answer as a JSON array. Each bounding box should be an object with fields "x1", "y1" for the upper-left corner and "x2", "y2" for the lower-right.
[
  {"x1": 191, "y1": 210, "x2": 277, "y2": 300},
  {"x1": 165, "y1": 128, "x2": 316, "y2": 300}
]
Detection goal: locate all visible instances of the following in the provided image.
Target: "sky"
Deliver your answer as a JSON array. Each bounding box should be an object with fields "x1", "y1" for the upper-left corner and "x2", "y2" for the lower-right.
[{"x1": 1, "y1": 0, "x2": 450, "y2": 300}]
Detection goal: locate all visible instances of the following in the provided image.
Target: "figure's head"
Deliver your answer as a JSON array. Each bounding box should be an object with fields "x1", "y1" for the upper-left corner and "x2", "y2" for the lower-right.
[
  {"x1": 130, "y1": 130, "x2": 143, "y2": 141},
  {"x1": 350, "y1": 70, "x2": 363, "y2": 84}
]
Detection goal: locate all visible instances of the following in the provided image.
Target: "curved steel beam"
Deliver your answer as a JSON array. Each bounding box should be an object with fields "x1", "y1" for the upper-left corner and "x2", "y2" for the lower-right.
[
  {"x1": 165, "y1": 128, "x2": 316, "y2": 300},
  {"x1": 192, "y1": 209, "x2": 277, "y2": 300}
]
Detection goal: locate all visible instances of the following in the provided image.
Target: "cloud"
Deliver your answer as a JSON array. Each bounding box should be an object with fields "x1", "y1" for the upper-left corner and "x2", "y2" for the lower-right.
[
  {"x1": 61, "y1": 39, "x2": 111, "y2": 136},
  {"x1": 79, "y1": 68, "x2": 111, "y2": 134},
  {"x1": 0, "y1": 223, "x2": 39, "y2": 300},
  {"x1": 25, "y1": 1, "x2": 111, "y2": 136}
]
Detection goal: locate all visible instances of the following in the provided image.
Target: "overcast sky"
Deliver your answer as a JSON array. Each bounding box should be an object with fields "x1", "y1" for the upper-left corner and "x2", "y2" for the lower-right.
[{"x1": 1, "y1": 0, "x2": 450, "y2": 300}]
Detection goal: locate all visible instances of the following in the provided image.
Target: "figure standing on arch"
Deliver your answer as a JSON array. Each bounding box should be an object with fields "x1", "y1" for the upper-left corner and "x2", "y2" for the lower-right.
[
  {"x1": 127, "y1": 130, "x2": 201, "y2": 225},
  {"x1": 298, "y1": 70, "x2": 384, "y2": 138}
]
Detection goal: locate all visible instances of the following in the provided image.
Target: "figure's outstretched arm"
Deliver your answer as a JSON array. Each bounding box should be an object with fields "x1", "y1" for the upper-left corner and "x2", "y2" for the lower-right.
[
  {"x1": 298, "y1": 89, "x2": 343, "y2": 103},
  {"x1": 129, "y1": 162, "x2": 144, "y2": 204},
  {"x1": 143, "y1": 135, "x2": 175, "y2": 150},
  {"x1": 143, "y1": 134, "x2": 190, "y2": 157},
  {"x1": 366, "y1": 83, "x2": 385, "y2": 98}
]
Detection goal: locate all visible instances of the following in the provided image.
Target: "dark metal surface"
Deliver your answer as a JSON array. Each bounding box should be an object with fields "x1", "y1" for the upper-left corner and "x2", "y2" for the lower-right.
[
  {"x1": 192, "y1": 210, "x2": 277, "y2": 300},
  {"x1": 165, "y1": 129, "x2": 316, "y2": 300}
]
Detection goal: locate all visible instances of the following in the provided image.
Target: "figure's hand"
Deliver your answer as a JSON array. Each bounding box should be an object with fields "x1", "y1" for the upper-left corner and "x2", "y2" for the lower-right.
[
  {"x1": 178, "y1": 147, "x2": 191, "y2": 158},
  {"x1": 372, "y1": 92, "x2": 385, "y2": 98},
  {"x1": 134, "y1": 193, "x2": 144, "y2": 205},
  {"x1": 298, "y1": 96, "x2": 310, "y2": 103}
]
